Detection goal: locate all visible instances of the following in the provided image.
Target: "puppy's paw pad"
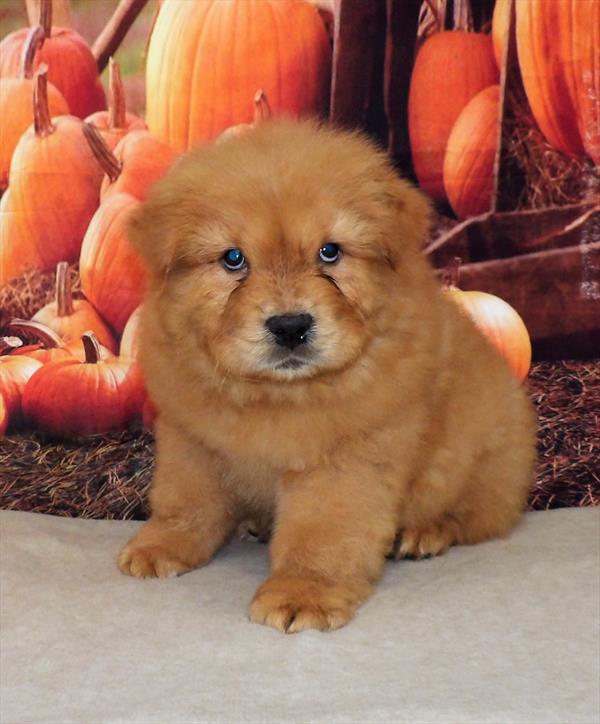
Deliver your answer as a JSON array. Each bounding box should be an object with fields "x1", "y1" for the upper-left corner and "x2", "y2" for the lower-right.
[
  {"x1": 394, "y1": 518, "x2": 459, "y2": 560},
  {"x1": 118, "y1": 544, "x2": 192, "y2": 579},
  {"x1": 249, "y1": 577, "x2": 357, "y2": 633}
]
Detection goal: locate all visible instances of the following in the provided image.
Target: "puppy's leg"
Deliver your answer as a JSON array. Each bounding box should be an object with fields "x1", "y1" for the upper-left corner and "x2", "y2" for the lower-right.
[
  {"x1": 249, "y1": 468, "x2": 396, "y2": 633},
  {"x1": 118, "y1": 420, "x2": 237, "y2": 578}
]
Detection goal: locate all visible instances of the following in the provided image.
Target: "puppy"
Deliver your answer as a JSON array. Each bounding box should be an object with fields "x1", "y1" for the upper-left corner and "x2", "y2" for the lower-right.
[{"x1": 118, "y1": 120, "x2": 536, "y2": 633}]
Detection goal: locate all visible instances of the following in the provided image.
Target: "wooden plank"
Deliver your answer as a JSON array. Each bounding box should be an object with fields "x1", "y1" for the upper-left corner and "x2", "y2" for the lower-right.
[
  {"x1": 383, "y1": 0, "x2": 421, "y2": 176},
  {"x1": 330, "y1": 0, "x2": 386, "y2": 129}
]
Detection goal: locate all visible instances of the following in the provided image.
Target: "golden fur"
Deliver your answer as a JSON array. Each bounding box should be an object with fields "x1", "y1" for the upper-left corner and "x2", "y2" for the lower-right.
[{"x1": 118, "y1": 120, "x2": 536, "y2": 633}]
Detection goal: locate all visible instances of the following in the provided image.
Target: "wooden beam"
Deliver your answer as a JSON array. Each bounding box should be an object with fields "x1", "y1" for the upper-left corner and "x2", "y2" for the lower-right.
[{"x1": 91, "y1": 0, "x2": 149, "y2": 74}]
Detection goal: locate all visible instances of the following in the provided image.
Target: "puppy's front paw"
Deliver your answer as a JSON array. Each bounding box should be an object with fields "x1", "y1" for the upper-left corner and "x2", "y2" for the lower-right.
[
  {"x1": 249, "y1": 576, "x2": 359, "y2": 633},
  {"x1": 118, "y1": 542, "x2": 193, "y2": 578}
]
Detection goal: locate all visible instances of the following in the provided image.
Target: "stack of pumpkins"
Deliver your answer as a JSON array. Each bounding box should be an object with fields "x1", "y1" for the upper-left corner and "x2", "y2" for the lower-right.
[
  {"x1": 409, "y1": 0, "x2": 599, "y2": 220},
  {"x1": 0, "y1": 0, "x2": 332, "y2": 438}
]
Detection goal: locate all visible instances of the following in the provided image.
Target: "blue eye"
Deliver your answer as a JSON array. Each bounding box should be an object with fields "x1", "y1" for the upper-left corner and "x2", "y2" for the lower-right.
[
  {"x1": 319, "y1": 242, "x2": 342, "y2": 264},
  {"x1": 222, "y1": 248, "x2": 246, "y2": 271}
]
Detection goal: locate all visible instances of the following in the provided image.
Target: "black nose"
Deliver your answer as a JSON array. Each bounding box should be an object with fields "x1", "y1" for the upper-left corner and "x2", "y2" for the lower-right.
[{"x1": 265, "y1": 313, "x2": 314, "y2": 350}]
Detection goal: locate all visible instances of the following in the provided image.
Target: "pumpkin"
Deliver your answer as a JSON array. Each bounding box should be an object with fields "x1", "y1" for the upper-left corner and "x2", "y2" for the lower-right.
[
  {"x1": 7, "y1": 318, "x2": 112, "y2": 363},
  {"x1": 408, "y1": 31, "x2": 499, "y2": 201},
  {"x1": 31, "y1": 262, "x2": 117, "y2": 352},
  {"x1": 515, "y1": 0, "x2": 599, "y2": 162},
  {"x1": 0, "y1": 393, "x2": 7, "y2": 436},
  {"x1": 85, "y1": 58, "x2": 146, "y2": 151},
  {"x1": 491, "y1": 0, "x2": 511, "y2": 69},
  {"x1": 22, "y1": 332, "x2": 145, "y2": 437},
  {"x1": 0, "y1": 354, "x2": 43, "y2": 429},
  {"x1": 0, "y1": 68, "x2": 104, "y2": 286},
  {"x1": 120, "y1": 306, "x2": 142, "y2": 359},
  {"x1": 0, "y1": 0, "x2": 106, "y2": 118},
  {"x1": 79, "y1": 192, "x2": 146, "y2": 334},
  {"x1": 82, "y1": 123, "x2": 177, "y2": 203},
  {"x1": 444, "y1": 85, "x2": 500, "y2": 219},
  {"x1": 217, "y1": 89, "x2": 272, "y2": 142},
  {"x1": 443, "y1": 259, "x2": 531, "y2": 382},
  {"x1": 0, "y1": 25, "x2": 69, "y2": 192},
  {"x1": 145, "y1": 0, "x2": 331, "y2": 151}
]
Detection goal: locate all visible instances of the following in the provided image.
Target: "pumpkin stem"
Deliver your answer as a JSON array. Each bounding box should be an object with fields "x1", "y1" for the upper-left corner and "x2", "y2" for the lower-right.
[
  {"x1": 253, "y1": 90, "x2": 271, "y2": 124},
  {"x1": 82, "y1": 122, "x2": 122, "y2": 182},
  {"x1": 40, "y1": 0, "x2": 53, "y2": 38},
  {"x1": 107, "y1": 57, "x2": 127, "y2": 130},
  {"x1": 453, "y1": 0, "x2": 473, "y2": 32},
  {"x1": 55, "y1": 261, "x2": 74, "y2": 317},
  {"x1": 441, "y1": 256, "x2": 462, "y2": 289},
  {"x1": 0, "y1": 337, "x2": 23, "y2": 355},
  {"x1": 81, "y1": 332, "x2": 102, "y2": 364},
  {"x1": 7, "y1": 319, "x2": 64, "y2": 349},
  {"x1": 33, "y1": 65, "x2": 55, "y2": 137},
  {"x1": 20, "y1": 25, "x2": 45, "y2": 79}
]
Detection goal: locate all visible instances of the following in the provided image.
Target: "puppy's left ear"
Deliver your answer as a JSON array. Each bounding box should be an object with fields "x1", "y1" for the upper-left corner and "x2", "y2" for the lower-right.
[{"x1": 381, "y1": 176, "x2": 432, "y2": 267}]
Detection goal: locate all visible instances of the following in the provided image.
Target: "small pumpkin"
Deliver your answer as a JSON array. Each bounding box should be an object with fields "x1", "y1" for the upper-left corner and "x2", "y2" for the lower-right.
[
  {"x1": 0, "y1": 0, "x2": 106, "y2": 118},
  {"x1": 443, "y1": 258, "x2": 531, "y2": 382},
  {"x1": 444, "y1": 85, "x2": 500, "y2": 219},
  {"x1": 85, "y1": 58, "x2": 146, "y2": 151},
  {"x1": 22, "y1": 332, "x2": 145, "y2": 437},
  {"x1": 31, "y1": 262, "x2": 117, "y2": 352},
  {"x1": 217, "y1": 90, "x2": 271, "y2": 143},
  {"x1": 7, "y1": 318, "x2": 112, "y2": 363},
  {"x1": 79, "y1": 192, "x2": 146, "y2": 334},
  {"x1": 0, "y1": 353, "x2": 43, "y2": 429},
  {"x1": 0, "y1": 25, "x2": 69, "y2": 192},
  {"x1": 408, "y1": 30, "x2": 499, "y2": 201},
  {"x1": 83, "y1": 123, "x2": 177, "y2": 202},
  {"x1": 0, "y1": 68, "x2": 104, "y2": 286},
  {"x1": 0, "y1": 392, "x2": 7, "y2": 436},
  {"x1": 145, "y1": 0, "x2": 331, "y2": 151}
]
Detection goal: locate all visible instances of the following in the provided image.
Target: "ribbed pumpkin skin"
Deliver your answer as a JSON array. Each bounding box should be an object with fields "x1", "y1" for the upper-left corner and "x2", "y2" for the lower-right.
[
  {"x1": 0, "y1": 77, "x2": 68, "y2": 191},
  {"x1": 444, "y1": 85, "x2": 500, "y2": 219},
  {"x1": 79, "y1": 193, "x2": 146, "y2": 334},
  {"x1": 408, "y1": 31, "x2": 499, "y2": 201},
  {"x1": 516, "y1": 0, "x2": 599, "y2": 160},
  {"x1": 145, "y1": 0, "x2": 331, "y2": 152},
  {"x1": 0, "y1": 355, "x2": 43, "y2": 429},
  {"x1": 0, "y1": 27, "x2": 106, "y2": 118}
]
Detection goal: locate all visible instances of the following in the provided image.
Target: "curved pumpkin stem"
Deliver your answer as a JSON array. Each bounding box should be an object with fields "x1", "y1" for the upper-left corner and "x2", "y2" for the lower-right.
[
  {"x1": 7, "y1": 319, "x2": 65, "y2": 349},
  {"x1": 81, "y1": 332, "x2": 102, "y2": 364},
  {"x1": 33, "y1": 65, "x2": 55, "y2": 137},
  {"x1": 82, "y1": 122, "x2": 122, "y2": 182},
  {"x1": 20, "y1": 25, "x2": 45, "y2": 79},
  {"x1": 253, "y1": 89, "x2": 271, "y2": 124},
  {"x1": 0, "y1": 337, "x2": 23, "y2": 355},
  {"x1": 54, "y1": 261, "x2": 74, "y2": 317},
  {"x1": 40, "y1": 0, "x2": 53, "y2": 38},
  {"x1": 108, "y1": 57, "x2": 127, "y2": 130},
  {"x1": 441, "y1": 256, "x2": 462, "y2": 289}
]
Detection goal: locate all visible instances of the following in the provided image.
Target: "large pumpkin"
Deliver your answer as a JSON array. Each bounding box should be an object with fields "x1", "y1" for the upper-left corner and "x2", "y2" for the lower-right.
[
  {"x1": 0, "y1": 0, "x2": 106, "y2": 118},
  {"x1": 408, "y1": 31, "x2": 499, "y2": 201},
  {"x1": 79, "y1": 192, "x2": 146, "y2": 333},
  {"x1": 515, "y1": 0, "x2": 599, "y2": 162},
  {"x1": 145, "y1": 0, "x2": 331, "y2": 152},
  {"x1": 444, "y1": 85, "x2": 500, "y2": 219},
  {"x1": 0, "y1": 26, "x2": 69, "y2": 192},
  {"x1": 0, "y1": 69, "x2": 104, "y2": 286}
]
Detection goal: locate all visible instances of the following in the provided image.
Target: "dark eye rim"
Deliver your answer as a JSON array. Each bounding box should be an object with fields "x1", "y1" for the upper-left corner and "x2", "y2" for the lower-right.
[
  {"x1": 221, "y1": 248, "x2": 247, "y2": 271},
  {"x1": 319, "y1": 242, "x2": 342, "y2": 264}
]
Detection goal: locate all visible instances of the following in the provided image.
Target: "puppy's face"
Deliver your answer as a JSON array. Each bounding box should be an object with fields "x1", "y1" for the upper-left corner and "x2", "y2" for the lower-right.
[{"x1": 130, "y1": 121, "x2": 430, "y2": 383}]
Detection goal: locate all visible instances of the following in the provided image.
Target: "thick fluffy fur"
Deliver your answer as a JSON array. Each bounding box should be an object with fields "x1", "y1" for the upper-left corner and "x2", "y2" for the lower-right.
[{"x1": 118, "y1": 120, "x2": 536, "y2": 633}]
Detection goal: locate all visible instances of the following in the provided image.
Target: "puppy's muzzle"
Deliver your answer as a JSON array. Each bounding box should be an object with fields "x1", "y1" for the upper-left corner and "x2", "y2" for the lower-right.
[{"x1": 265, "y1": 313, "x2": 313, "y2": 350}]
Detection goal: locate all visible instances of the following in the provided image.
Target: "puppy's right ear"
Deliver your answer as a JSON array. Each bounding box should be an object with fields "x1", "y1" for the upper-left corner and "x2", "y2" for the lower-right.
[{"x1": 126, "y1": 188, "x2": 179, "y2": 279}]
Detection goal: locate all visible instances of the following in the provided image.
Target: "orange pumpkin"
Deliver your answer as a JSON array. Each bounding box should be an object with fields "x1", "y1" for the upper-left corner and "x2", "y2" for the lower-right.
[
  {"x1": 85, "y1": 58, "x2": 146, "y2": 151},
  {"x1": 491, "y1": 0, "x2": 511, "y2": 69},
  {"x1": 444, "y1": 85, "x2": 500, "y2": 219},
  {"x1": 0, "y1": 25, "x2": 69, "y2": 192},
  {"x1": 83, "y1": 124, "x2": 177, "y2": 203},
  {"x1": 0, "y1": 392, "x2": 7, "y2": 436},
  {"x1": 145, "y1": 0, "x2": 331, "y2": 151},
  {"x1": 0, "y1": 354, "x2": 43, "y2": 429},
  {"x1": 7, "y1": 318, "x2": 112, "y2": 363},
  {"x1": 22, "y1": 332, "x2": 145, "y2": 437},
  {"x1": 31, "y1": 262, "x2": 117, "y2": 352},
  {"x1": 0, "y1": 0, "x2": 106, "y2": 118},
  {"x1": 79, "y1": 192, "x2": 146, "y2": 334},
  {"x1": 408, "y1": 31, "x2": 499, "y2": 201},
  {"x1": 120, "y1": 306, "x2": 142, "y2": 359},
  {"x1": 217, "y1": 90, "x2": 272, "y2": 143},
  {"x1": 0, "y1": 68, "x2": 104, "y2": 286},
  {"x1": 516, "y1": 0, "x2": 599, "y2": 161}
]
